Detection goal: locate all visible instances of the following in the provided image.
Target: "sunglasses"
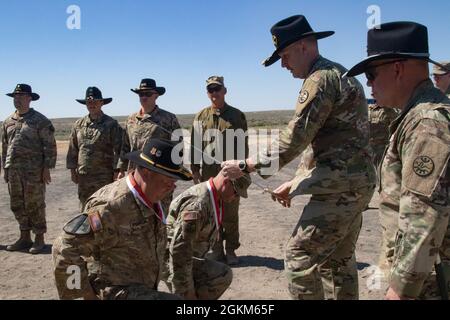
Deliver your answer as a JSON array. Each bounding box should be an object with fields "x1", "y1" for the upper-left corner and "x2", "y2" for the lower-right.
[
  {"x1": 207, "y1": 86, "x2": 222, "y2": 94},
  {"x1": 139, "y1": 91, "x2": 157, "y2": 98},
  {"x1": 365, "y1": 59, "x2": 407, "y2": 82}
]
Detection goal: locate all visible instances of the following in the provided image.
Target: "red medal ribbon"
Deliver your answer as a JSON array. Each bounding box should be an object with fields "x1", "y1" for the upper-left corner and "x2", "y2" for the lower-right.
[{"x1": 127, "y1": 173, "x2": 166, "y2": 224}]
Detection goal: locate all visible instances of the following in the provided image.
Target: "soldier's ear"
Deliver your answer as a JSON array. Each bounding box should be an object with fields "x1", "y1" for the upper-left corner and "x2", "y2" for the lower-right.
[{"x1": 224, "y1": 87, "x2": 227, "y2": 94}]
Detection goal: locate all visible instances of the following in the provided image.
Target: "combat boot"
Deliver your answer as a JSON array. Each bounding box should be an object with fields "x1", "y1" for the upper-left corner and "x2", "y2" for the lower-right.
[
  {"x1": 6, "y1": 230, "x2": 33, "y2": 252},
  {"x1": 226, "y1": 250, "x2": 239, "y2": 265},
  {"x1": 29, "y1": 234, "x2": 45, "y2": 254}
]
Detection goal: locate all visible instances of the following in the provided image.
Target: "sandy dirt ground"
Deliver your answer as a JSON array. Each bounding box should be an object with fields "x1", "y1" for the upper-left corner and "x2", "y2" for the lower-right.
[{"x1": 0, "y1": 140, "x2": 388, "y2": 300}]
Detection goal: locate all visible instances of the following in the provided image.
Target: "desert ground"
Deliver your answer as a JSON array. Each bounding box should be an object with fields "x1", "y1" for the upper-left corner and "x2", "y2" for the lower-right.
[{"x1": 0, "y1": 121, "x2": 388, "y2": 300}]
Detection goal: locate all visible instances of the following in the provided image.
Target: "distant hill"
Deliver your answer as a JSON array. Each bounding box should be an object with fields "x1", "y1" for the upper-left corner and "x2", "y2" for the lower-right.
[{"x1": 51, "y1": 110, "x2": 295, "y2": 140}]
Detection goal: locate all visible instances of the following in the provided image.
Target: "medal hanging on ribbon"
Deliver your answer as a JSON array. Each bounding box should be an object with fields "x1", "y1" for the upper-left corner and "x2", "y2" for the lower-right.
[
  {"x1": 127, "y1": 173, "x2": 167, "y2": 224},
  {"x1": 206, "y1": 178, "x2": 224, "y2": 236}
]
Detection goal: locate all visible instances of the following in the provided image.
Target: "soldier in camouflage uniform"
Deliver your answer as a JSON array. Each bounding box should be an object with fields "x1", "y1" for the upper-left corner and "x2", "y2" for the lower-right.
[
  {"x1": 368, "y1": 103, "x2": 400, "y2": 173},
  {"x1": 66, "y1": 87, "x2": 123, "y2": 211},
  {"x1": 190, "y1": 76, "x2": 249, "y2": 265},
  {"x1": 223, "y1": 15, "x2": 375, "y2": 300},
  {"x1": 166, "y1": 168, "x2": 250, "y2": 299},
  {"x1": 368, "y1": 103, "x2": 400, "y2": 274},
  {"x1": 2, "y1": 84, "x2": 57, "y2": 254},
  {"x1": 431, "y1": 61, "x2": 450, "y2": 98},
  {"x1": 52, "y1": 139, "x2": 192, "y2": 300},
  {"x1": 347, "y1": 21, "x2": 450, "y2": 300},
  {"x1": 117, "y1": 79, "x2": 182, "y2": 211}
]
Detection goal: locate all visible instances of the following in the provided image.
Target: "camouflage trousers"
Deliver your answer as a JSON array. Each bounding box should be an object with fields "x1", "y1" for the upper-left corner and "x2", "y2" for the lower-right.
[
  {"x1": 414, "y1": 261, "x2": 450, "y2": 300},
  {"x1": 167, "y1": 257, "x2": 232, "y2": 300},
  {"x1": 7, "y1": 168, "x2": 47, "y2": 234},
  {"x1": 192, "y1": 257, "x2": 233, "y2": 299},
  {"x1": 100, "y1": 284, "x2": 181, "y2": 300},
  {"x1": 78, "y1": 173, "x2": 114, "y2": 211},
  {"x1": 285, "y1": 186, "x2": 374, "y2": 300}
]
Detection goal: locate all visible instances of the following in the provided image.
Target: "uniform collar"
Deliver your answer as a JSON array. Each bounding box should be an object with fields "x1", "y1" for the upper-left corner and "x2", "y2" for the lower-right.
[
  {"x1": 210, "y1": 103, "x2": 229, "y2": 116},
  {"x1": 389, "y1": 79, "x2": 437, "y2": 132},
  {"x1": 13, "y1": 108, "x2": 35, "y2": 120},
  {"x1": 445, "y1": 85, "x2": 450, "y2": 96},
  {"x1": 86, "y1": 112, "x2": 105, "y2": 124},
  {"x1": 306, "y1": 55, "x2": 325, "y2": 78},
  {"x1": 138, "y1": 105, "x2": 159, "y2": 119}
]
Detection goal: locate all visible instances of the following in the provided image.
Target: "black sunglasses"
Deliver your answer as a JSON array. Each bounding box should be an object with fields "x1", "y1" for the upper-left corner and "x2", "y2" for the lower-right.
[
  {"x1": 207, "y1": 86, "x2": 222, "y2": 94},
  {"x1": 139, "y1": 91, "x2": 157, "y2": 98},
  {"x1": 365, "y1": 59, "x2": 407, "y2": 81}
]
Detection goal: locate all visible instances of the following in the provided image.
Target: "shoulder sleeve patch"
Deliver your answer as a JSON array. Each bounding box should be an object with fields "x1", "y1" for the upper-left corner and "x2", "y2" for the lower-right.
[
  {"x1": 63, "y1": 214, "x2": 92, "y2": 235},
  {"x1": 87, "y1": 211, "x2": 103, "y2": 232},
  {"x1": 182, "y1": 211, "x2": 200, "y2": 222},
  {"x1": 404, "y1": 135, "x2": 450, "y2": 197},
  {"x1": 298, "y1": 90, "x2": 309, "y2": 104}
]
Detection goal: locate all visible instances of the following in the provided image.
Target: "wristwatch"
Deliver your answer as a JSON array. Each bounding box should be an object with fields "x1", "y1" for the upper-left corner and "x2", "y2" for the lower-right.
[{"x1": 238, "y1": 160, "x2": 247, "y2": 171}]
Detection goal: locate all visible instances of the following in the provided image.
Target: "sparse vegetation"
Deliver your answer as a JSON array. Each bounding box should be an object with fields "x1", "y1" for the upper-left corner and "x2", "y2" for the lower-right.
[{"x1": 50, "y1": 110, "x2": 294, "y2": 140}]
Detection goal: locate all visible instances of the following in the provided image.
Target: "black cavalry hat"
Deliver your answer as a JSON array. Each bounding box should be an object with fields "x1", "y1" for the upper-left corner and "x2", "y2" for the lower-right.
[
  {"x1": 6, "y1": 84, "x2": 40, "y2": 101},
  {"x1": 76, "y1": 87, "x2": 113, "y2": 105},
  {"x1": 124, "y1": 138, "x2": 192, "y2": 181},
  {"x1": 263, "y1": 15, "x2": 334, "y2": 67},
  {"x1": 131, "y1": 79, "x2": 166, "y2": 96},
  {"x1": 346, "y1": 21, "x2": 444, "y2": 77}
]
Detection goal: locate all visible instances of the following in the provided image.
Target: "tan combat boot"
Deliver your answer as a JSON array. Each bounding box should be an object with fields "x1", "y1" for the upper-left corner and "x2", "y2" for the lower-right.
[
  {"x1": 6, "y1": 230, "x2": 33, "y2": 252},
  {"x1": 226, "y1": 250, "x2": 239, "y2": 266},
  {"x1": 29, "y1": 234, "x2": 45, "y2": 254}
]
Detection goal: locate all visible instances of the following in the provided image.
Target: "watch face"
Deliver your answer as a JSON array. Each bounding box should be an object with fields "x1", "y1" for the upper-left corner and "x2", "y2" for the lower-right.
[{"x1": 239, "y1": 161, "x2": 246, "y2": 170}]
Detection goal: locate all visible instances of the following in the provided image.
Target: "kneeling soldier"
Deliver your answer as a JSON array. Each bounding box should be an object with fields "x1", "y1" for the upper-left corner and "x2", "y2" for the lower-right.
[
  {"x1": 167, "y1": 167, "x2": 250, "y2": 300},
  {"x1": 52, "y1": 139, "x2": 192, "y2": 300}
]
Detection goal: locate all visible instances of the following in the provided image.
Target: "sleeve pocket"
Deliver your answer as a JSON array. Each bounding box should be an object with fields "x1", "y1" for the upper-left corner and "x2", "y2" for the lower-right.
[{"x1": 403, "y1": 135, "x2": 450, "y2": 197}]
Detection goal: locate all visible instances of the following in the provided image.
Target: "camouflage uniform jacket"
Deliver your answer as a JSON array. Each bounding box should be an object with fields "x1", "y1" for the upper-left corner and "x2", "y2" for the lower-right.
[
  {"x1": 368, "y1": 104, "x2": 401, "y2": 170},
  {"x1": 53, "y1": 178, "x2": 167, "y2": 299},
  {"x1": 380, "y1": 80, "x2": 450, "y2": 298},
  {"x1": 66, "y1": 113, "x2": 123, "y2": 175},
  {"x1": 1, "y1": 108, "x2": 56, "y2": 170},
  {"x1": 256, "y1": 56, "x2": 375, "y2": 195},
  {"x1": 118, "y1": 106, "x2": 181, "y2": 171},
  {"x1": 166, "y1": 181, "x2": 219, "y2": 295},
  {"x1": 190, "y1": 103, "x2": 248, "y2": 178},
  {"x1": 446, "y1": 86, "x2": 450, "y2": 99}
]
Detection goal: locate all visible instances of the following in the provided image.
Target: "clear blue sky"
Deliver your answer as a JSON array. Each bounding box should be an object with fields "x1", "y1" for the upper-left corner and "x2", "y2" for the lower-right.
[{"x1": 0, "y1": 0, "x2": 448, "y2": 120}]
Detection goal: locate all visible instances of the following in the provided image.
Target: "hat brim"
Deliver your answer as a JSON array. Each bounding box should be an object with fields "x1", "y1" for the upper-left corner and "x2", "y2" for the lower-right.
[
  {"x1": 76, "y1": 98, "x2": 113, "y2": 105},
  {"x1": 262, "y1": 31, "x2": 335, "y2": 67},
  {"x1": 131, "y1": 87, "x2": 166, "y2": 96},
  {"x1": 344, "y1": 53, "x2": 438, "y2": 77},
  {"x1": 124, "y1": 151, "x2": 192, "y2": 181},
  {"x1": 6, "y1": 92, "x2": 40, "y2": 101},
  {"x1": 206, "y1": 82, "x2": 224, "y2": 87}
]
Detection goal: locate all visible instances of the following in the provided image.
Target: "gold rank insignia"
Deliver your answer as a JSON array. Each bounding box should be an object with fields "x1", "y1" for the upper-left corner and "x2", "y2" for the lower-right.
[
  {"x1": 413, "y1": 156, "x2": 434, "y2": 177},
  {"x1": 272, "y1": 35, "x2": 278, "y2": 48},
  {"x1": 150, "y1": 147, "x2": 158, "y2": 155}
]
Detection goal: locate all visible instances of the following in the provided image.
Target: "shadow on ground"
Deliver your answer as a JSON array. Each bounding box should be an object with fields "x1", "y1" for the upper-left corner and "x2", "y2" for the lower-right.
[
  {"x1": 233, "y1": 255, "x2": 284, "y2": 270},
  {"x1": 357, "y1": 262, "x2": 371, "y2": 270},
  {"x1": 0, "y1": 244, "x2": 52, "y2": 255}
]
